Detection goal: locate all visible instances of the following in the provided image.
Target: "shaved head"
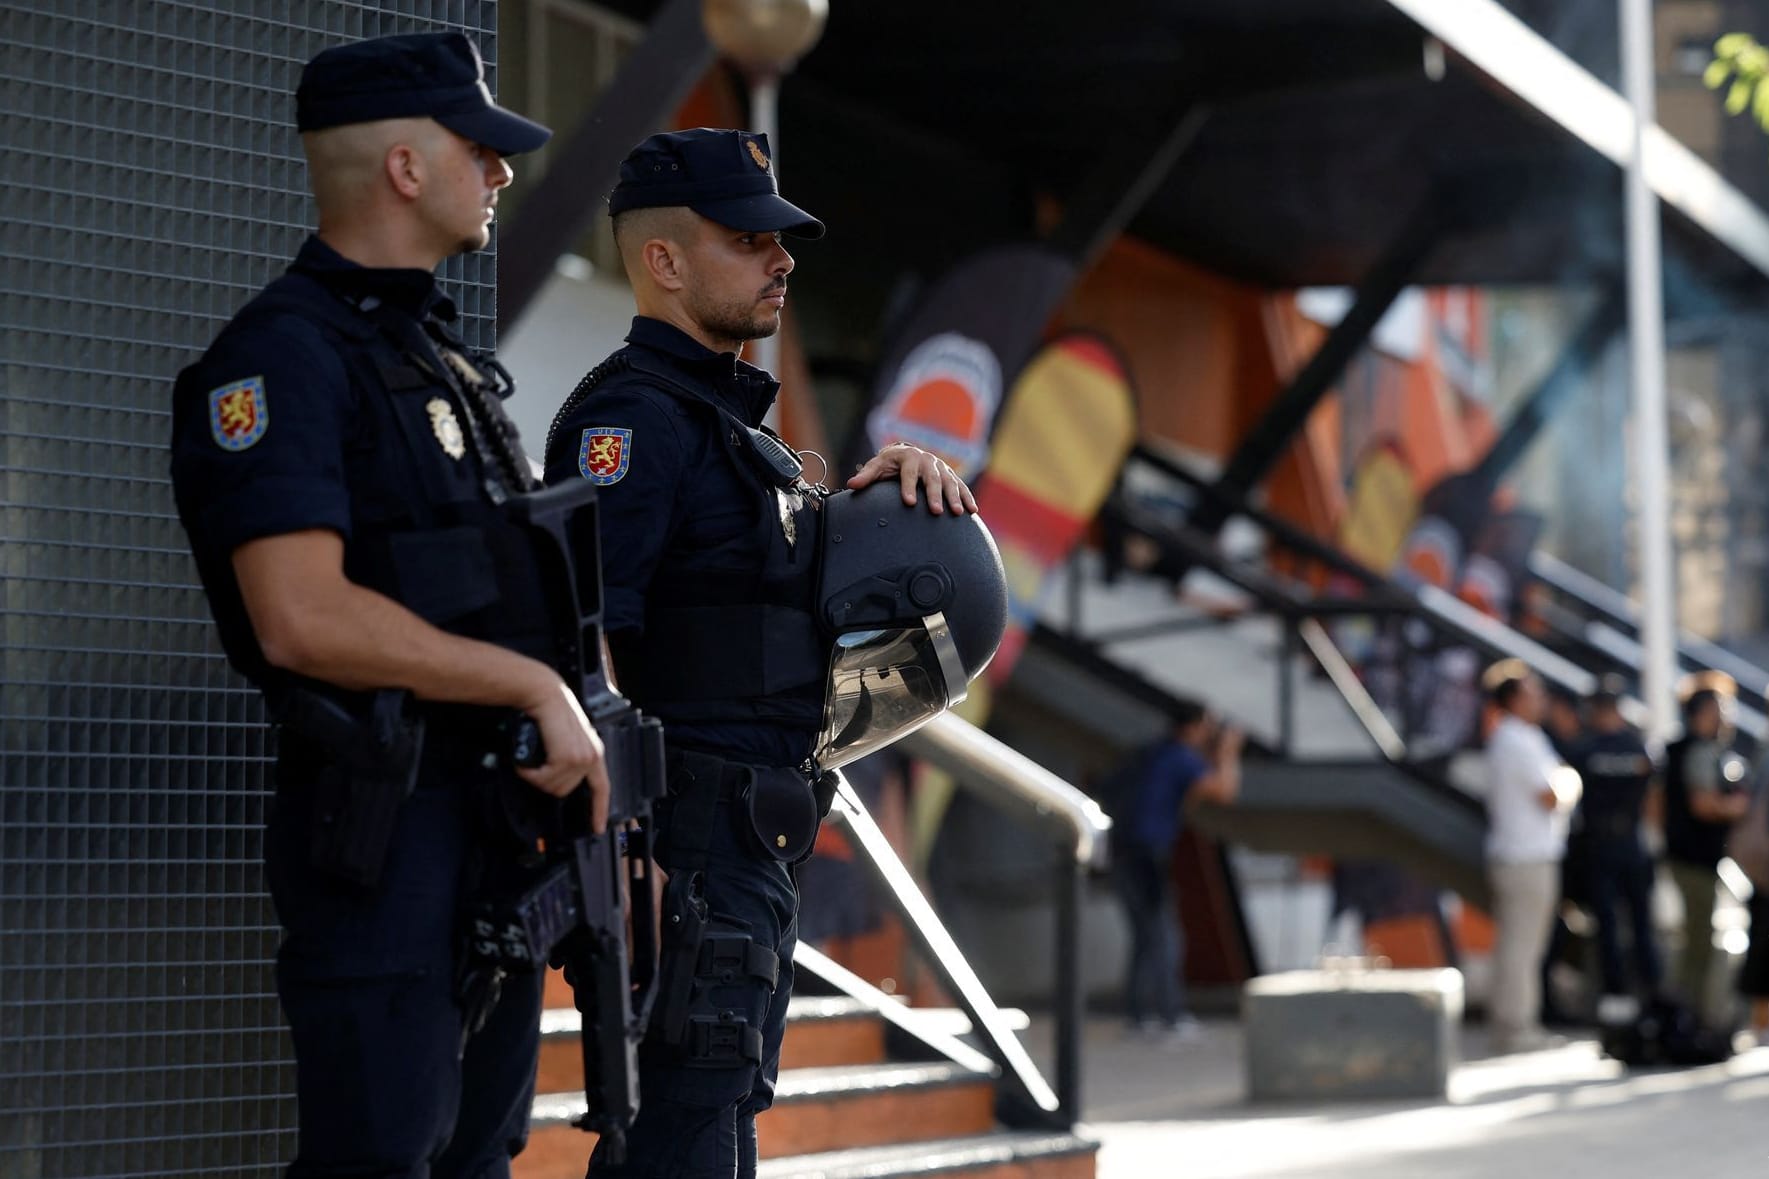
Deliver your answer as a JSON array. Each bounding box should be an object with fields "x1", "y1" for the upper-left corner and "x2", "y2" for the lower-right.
[
  {"x1": 612, "y1": 206, "x2": 698, "y2": 277},
  {"x1": 301, "y1": 117, "x2": 446, "y2": 216},
  {"x1": 299, "y1": 117, "x2": 511, "y2": 267}
]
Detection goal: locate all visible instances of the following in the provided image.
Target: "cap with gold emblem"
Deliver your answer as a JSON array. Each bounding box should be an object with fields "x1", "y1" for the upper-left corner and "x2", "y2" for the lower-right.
[{"x1": 608, "y1": 128, "x2": 825, "y2": 238}]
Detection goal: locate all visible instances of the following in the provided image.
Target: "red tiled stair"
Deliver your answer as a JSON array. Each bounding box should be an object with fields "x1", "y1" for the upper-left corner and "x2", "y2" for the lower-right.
[{"x1": 514, "y1": 968, "x2": 1096, "y2": 1179}]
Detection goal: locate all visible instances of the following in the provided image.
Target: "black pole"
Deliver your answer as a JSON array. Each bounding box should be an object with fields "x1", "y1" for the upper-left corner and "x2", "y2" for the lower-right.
[
  {"x1": 1190, "y1": 203, "x2": 1441, "y2": 538},
  {"x1": 1045, "y1": 103, "x2": 1211, "y2": 271},
  {"x1": 496, "y1": 0, "x2": 716, "y2": 333},
  {"x1": 1054, "y1": 852, "x2": 1086, "y2": 1124}
]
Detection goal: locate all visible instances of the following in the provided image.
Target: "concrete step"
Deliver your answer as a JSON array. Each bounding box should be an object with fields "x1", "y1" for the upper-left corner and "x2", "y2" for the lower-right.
[
  {"x1": 515, "y1": 1061, "x2": 997, "y2": 1178},
  {"x1": 756, "y1": 1131, "x2": 1100, "y2": 1179},
  {"x1": 755, "y1": 1061, "x2": 998, "y2": 1157},
  {"x1": 536, "y1": 996, "x2": 891, "y2": 1093}
]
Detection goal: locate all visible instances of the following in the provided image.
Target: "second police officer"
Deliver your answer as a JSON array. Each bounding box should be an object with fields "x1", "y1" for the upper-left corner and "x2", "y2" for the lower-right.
[{"x1": 543, "y1": 129, "x2": 977, "y2": 1177}]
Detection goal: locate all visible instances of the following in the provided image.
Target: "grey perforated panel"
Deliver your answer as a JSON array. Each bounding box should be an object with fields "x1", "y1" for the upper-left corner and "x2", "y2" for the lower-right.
[{"x1": 0, "y1": 4, "x2": 499, "y2": 1173}]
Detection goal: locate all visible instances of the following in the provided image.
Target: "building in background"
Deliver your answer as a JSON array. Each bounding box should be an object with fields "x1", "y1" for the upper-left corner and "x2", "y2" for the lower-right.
[{"x1": 12, "y1": 1, "x2": 1769, "y2": 1171}]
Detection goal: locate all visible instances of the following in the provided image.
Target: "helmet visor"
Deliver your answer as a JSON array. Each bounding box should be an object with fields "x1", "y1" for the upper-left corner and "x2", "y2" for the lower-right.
[{"x1": 813, "y1": 612, "x2": 968, "y2": 770}]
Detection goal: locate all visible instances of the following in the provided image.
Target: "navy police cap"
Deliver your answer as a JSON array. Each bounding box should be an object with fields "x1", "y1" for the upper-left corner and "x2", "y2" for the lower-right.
[
  {"x1": 609, "y1": 129, "x2": 825, "y2": 239},
  {"x1": 296, "y1": 32, "x2": 552, "y2": 157}
]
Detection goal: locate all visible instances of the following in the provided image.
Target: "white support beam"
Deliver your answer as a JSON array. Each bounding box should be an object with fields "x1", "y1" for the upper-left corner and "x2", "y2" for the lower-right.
[
  {"x1": 1387, "y1": 0, "x2": 1769, "y2": 279},
  {"x1": 1619, "y1": 0, "x2": 1679, "y2": 746}
]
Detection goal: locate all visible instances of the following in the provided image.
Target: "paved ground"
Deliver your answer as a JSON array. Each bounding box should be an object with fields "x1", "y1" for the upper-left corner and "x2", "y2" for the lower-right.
[{"x1": 1025, "y1": 1016, "x2": 1769, "y2": 1178}]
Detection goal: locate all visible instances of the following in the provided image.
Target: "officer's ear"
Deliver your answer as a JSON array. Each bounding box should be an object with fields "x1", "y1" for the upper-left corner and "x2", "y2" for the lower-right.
[
  {"x1": 640, "y1": 238, "x2": 687, "y2": 291},
  {"x1": 385, "y1": 142, "x2": 425, "y2": 201}
]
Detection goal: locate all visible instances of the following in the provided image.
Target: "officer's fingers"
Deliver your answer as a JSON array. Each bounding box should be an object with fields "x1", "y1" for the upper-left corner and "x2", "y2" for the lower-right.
[
  {"x1": 847, "y1": 451, "x2": 903, "y2": 491},
  {"x1": 897, "y1": 461, "x2": 926, "y2": 508},
  {"x1": 584, "y1": 751, "x2": 612, "y2": 834},
  {"x1": 902, "y1": 455, "x2": 957, "y2": 514},
  {"x1": 845, "y1": 458, "x2": 881, "y2": 490},
  {"x1": 942, "y1": 469, "x2": 971, "y2": 515},
  {"x1": 585, "y1": 779, "x2": 610, "y2": 834},
  {"x1": 516, "y1": 764, "x2": 580, "y2": 799}
]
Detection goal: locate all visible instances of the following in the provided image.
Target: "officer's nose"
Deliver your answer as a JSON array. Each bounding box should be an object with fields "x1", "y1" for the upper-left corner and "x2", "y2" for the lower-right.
[
  {"x1": 486, "y1": 152, "x2": 514, "y2": 191},
  {"x1": 770, "y1": 240, "x2": 793, "y2": 277}
]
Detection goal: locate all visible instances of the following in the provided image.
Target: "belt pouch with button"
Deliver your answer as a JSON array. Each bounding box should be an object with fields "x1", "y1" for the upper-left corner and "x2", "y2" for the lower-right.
[{"x1": 741, "y1": 765, "x2": 821, "y2": 864}]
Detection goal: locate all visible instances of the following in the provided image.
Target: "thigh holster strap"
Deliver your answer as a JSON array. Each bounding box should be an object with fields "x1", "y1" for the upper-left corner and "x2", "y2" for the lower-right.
[
  {"x1": 686, "y1": 1013, "x2": 765, "y2": 1066},
  {"x1": 699, "y1": 932, "x2": 780, "y2": 988}
]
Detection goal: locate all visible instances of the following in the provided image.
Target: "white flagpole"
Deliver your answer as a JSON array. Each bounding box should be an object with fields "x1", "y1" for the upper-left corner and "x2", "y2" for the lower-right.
[{"x1": 1620, "y1": 0, "x2": 1678, "y2": 745}]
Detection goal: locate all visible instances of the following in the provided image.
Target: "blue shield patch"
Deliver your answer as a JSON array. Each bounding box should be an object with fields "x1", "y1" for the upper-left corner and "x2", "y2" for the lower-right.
[
  {"x1": 579, "y1": 427, "x2": 633, "y2": 485},
  {"x1": 208, "y1": 376, "x2": 268, "y2": 451}
]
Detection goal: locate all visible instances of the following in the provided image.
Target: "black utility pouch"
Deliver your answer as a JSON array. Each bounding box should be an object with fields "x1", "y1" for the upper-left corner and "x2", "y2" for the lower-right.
[
  {"x1": 741, "y1": 766, "x2": 821, "y2": 864},
  {"x1": 304, "y1": 691, "x2": 425, "y2": 889}
]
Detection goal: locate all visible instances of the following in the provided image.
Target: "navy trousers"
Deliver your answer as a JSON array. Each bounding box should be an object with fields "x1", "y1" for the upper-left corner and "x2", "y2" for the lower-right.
[
  {"x1": 1585, "y1": 835, "x2": 1663, "y2": 997},
  {"x1": 1112, "y1": 843, "x2": 1186, "y2": 1026},
  {"x1": 267, "y1": 743, "x2": 543, "y2": 1179},
  {"x1": 587, "y1": 790, "x2": 799, "y2": 1179}
]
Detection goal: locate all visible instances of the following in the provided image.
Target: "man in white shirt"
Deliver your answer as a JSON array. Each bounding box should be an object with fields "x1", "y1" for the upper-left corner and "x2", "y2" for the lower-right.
[{"x1": 1483, "y1": 660, "x2": 1582, "y2": 1053}]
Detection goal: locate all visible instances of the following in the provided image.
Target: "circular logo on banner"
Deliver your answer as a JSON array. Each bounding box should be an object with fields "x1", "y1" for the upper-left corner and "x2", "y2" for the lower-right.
[
  {"x1": 867, "y1": 332, "x2": 1002, "y2": 478},
  {"x1": 1457, "y1": 552, "x2": 1511, "y2": 619},
  {"x1": 1399, "y1": 515, "x2": 1462, "y2": 590}
]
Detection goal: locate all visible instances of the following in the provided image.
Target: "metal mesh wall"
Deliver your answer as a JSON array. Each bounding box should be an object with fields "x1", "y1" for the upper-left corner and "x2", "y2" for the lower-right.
[{"x1": 0, "y1": 3, "x2": 499, "y2": 1173}]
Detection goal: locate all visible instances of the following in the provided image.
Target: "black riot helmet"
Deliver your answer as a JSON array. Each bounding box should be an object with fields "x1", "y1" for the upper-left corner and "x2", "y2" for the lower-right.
[{"x1": 811, "y1": 481, "x2": 1008, "y2": 769}]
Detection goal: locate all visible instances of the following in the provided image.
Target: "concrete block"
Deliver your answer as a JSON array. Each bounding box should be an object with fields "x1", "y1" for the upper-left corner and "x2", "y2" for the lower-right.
[{"x1": 1243, "y1": 968, "x2": 1463, "y2": 1101}]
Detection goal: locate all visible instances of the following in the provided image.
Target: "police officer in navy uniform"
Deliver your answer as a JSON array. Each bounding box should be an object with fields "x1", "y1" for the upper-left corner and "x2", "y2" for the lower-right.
[
  {"x1": 543, "y1": 129, "x2": 977, "y2": 1178},
  {"x1": 169, "y1": 33, "x2": 610, "y2": 1178},
  {"x1": 1568, "y1": 678, "x2": 1664, "y2": 1002}
]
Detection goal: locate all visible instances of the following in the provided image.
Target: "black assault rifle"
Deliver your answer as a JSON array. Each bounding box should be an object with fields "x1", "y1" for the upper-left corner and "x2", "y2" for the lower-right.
[{"x1": 461, "y1": 478, "x2": 667, "y2": 1164}]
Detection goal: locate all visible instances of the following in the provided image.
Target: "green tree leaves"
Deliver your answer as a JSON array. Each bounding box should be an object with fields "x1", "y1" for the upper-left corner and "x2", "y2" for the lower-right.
[{"x1": 1707, "y1": 32, "x2": 1769, "y2": 133}]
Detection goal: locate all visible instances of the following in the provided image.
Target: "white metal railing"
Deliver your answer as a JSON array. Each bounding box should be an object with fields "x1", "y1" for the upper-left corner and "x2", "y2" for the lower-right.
[{"x1": 900, "y1": 712, "x2": 1112, "y2": 870}]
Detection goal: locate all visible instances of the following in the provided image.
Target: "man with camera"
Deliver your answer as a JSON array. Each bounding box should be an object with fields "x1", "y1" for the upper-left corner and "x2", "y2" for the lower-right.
[{"x1": 1104, "y1": 705, "x2": 1243, "y2": 1043}]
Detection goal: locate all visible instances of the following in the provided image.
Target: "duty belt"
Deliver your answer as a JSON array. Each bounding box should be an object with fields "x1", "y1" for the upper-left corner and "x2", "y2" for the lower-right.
[{"x1": 661, "y1": 747, "x2": 836, "y2": 868}]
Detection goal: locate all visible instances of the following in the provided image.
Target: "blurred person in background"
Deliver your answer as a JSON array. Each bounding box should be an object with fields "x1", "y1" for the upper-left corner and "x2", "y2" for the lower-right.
[
  {"x1": 1737, "y1": 935, "x2": 1769, "y2": 1044},
  {"x1": 1544, "y1": 683, "x2": 1584, "y2": 762},
  {"x1": 1103, "y1": 705, "x2": 1242, "y2": 1043},
  {"x1": 1540, "y1": 682, "x2": 1587, "y2": 1025},
  {"x1": 1663, "y1": 674, "x2": 1751, "y2": 1023},
  {"x1": 1729, "y1": 747, "x2": 1769, "y2": 1043},
  {"x1": 1483, "y1": 659, "x2": 1581, "y2": 1052},
  {"x1": 1735, "y1": 839, "x2": 1769, "y2": 1044},
  {"x1": 1567, "y1": 677, "x2": 1663, "y2": 1009}
]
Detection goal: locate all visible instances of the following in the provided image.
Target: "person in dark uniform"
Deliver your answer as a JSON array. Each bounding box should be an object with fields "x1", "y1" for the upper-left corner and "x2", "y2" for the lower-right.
[
  {"x1": 543, "y1": 128, "x2": 975, "y2": 1179},
  {"x1": 1567, "y1": 679, "x2": 1663, "y2": 1002},
  {"x1": 1663, "y1": 675, "x2": 1751, "y2": 1021},
  {"x1": 169, "y1": 34, "x2": 609, "y2": 1178}
]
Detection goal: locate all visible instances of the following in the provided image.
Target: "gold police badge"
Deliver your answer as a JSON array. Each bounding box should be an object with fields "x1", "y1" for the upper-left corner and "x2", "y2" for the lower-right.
[
  {"x1": 746, "y1": 138, "x2": 770, "y2": 172},
  {"x1": 427, "y1": 398, "x2": 466, "y2": 460}
]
